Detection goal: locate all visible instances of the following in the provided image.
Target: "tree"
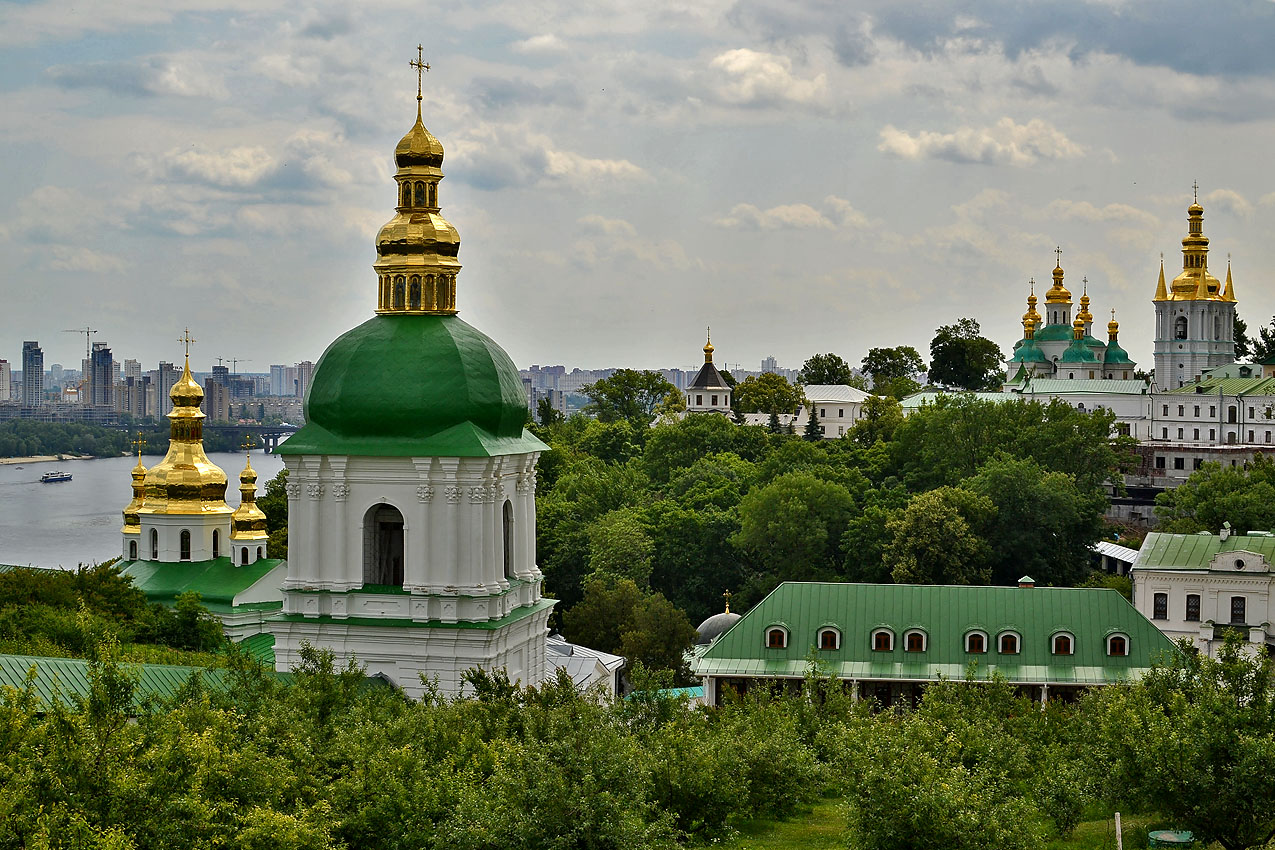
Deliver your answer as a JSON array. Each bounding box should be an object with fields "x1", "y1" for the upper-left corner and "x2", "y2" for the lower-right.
[
  {"x1": 803, "y1": 402, "x2": 821, "y2": 441},
  {"x1": 580, "y1": 369, "x2": 678, "y2": 424},
  {"x1": 536, "y1": 397, "x2": 563, "y2": 427},
  {"x1": 586, "y1": 507, "x2": 654, "y2": 587},
  {"x1": 562, "y1": 577, "x2": 698, "y2": 676},
  {"x1": 1235, "y1": 315, "x2": 1252, "y2": 360},
  {"x1": 798, "y1": 352, "x2": 856, "y2": 386},
  {"x1": 849, "y1": 395, "x2": 904, "y2": 446},
  {"x1": 862, "y1": 346, "x2": 926, "y2": 398},
  {"x1": 885, "y1": 487, "x2": 995, "y2": 585},
  {"x1": 1154, "y1": 455, "x2": 1275, "y2": 533},
  {"x1": 1089, "y1": 638, "x2": 1275, "y2": 850},
  {"x1": 927, "y1": 318, "x2": 1005, "y2": 390},
  {"x1": 1249, "y1": 315, "x2": 1275, "y2": 363},
  {"x1": 733, "y1": 372, "x2": 804, "y2": 416},
  {"x1": 733, "y1": 471, "x2": 857, "y2": 577}
]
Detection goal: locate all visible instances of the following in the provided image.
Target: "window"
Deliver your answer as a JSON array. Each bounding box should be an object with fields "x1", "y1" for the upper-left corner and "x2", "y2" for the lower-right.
[
  {"x1": 838, "y1": 409, "x2": 844, "y2": 417},
  {"x1": 818, "y1": 628, "x2": 840, "y2": 650},
  {"x1": 1177, "y1": 428, "x2": 1184, "y2": 439},
  {"x1": 872, "y1": 629, "x2": 894, "y2": 651},
  {"x1": 212, "y1": 529, "x2": 220, "y2": 559},
  {"x1": 1155, "y1": 456, "x2": 1166, "y2": 469},
  {"x1": 1229, "y1": 406, "x2": 1238, "y2": 423},
  {"x1": 1052, "y1": 633, "x2": 1073, "y2": 656},
  {"x1": 1175, "y1": 316, "x2": 1187, "y2": 339},
  {"x1": 1178, "y1": 405, "x2": 1185, "y2": 417},
  {"x1": 1231, "y1": 596, "x2": 1246, "y2": 624},
  {"x1": 965, "y1": 631, "x2": 987, "y2": 654},
  {"x1": 241, "y1": 547, "x2": 249, "y2": 565},
  {"x1": 767, "y1": 627, "x2": 788, "y2": 649},
  {"x1": 1162, "y1": 405, "x2": 1168, "y2": 416},
  {"x1": 711, "y1": 395, "x2": 718, "y2": 406},
  {"x1": 414, "y1": 181, "x2": 425, "y2": 206},
  {"x1": 1193, "y1": 429, "x2": 1199, "y2": 440},
  {"x1": 904, "y1": 630, "x2": 927, "y2": 652},
  {"x1": 257, "y1": 546, "x2": 264, "y2": 560},
  {"x1": 180, "y1": 529, "x2": 191, "y2": 561},
  {"x1": 820, "y1": 408, "x2": 826, "y2": 417},
  {"x1": 696, "y1": 395, "x2": 702, "y2": 406},
  {"x1": 1107, "y1": 635, "x2": 1128, "y2": 656},
  {"x1": 1161, "y1": 428, "x2": 1168, "y2": 439},
  {"x1": 1210, "y1": 429, "x2": 1216, "y2": 440},
  {"x1": 1250, "y1": 407, "x2": 1256, "y2": 418},
  {"x1": 1153, "y1": 592, "x2": 1168, "y2": 619},
  {"x1": 129, "y1": 540, "x2": 137, "y2": 560},
  {"x1": 1249, "y1": 431, "x2": 1255, "y2": 443},
  {"x1": 1210, "y1": 406, "x2": 1216, "y2": 417},
  {"x1": 1194, "y1": 405, "x2": 1200, "y2": 417},
  {"x1": 1174, "y1": 457, "x2": 1185, "y2": 470},
  {"x1": 998, "y1": 632, "x2": 1020, "y2": 654},
  {"x1": 503, "y1": 500, "x2": 514, "y2": 578},
  {"x1": 1185, "y1": 594, "x2": 1201, "y2": 621},
  {"x1": 150, "y1": 529, "x2": 158, "y2": 559}
]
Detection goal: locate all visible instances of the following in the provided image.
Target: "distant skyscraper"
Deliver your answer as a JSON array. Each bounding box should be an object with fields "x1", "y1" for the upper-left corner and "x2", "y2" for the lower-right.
[
  {"x1": 761, "y1": 355, "x2": 778, "y2": 373},
  {"x1": 270, "y1": 364, "x2": 287, "y2": 396},
  {"x1": 91, "y1": 341, "x2": 114, "y2": 407},
  {"x1": 284, "y1": 365, "x2": 299, "y2": 396},
  {"x1": 21, "y1": 341, "x2": 43, "y2": 407},
  {"x1": 124, "y1": 359, "x2": 142, "y2": 382},
  {"x1": 0, "y1": 360, "x2": 10, "y2": 401},
  {"x1": 157, "y1": 361, "x2": 178, "y2": 418},
  {"x1": 296, "y1": 361, "x2": 315, "y2": 400}
]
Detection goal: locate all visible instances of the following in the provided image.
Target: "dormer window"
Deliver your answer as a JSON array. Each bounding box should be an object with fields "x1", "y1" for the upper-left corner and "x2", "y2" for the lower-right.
[
  {"x1": 965, "y1": 631, "x2": 987, "y2": 654},
  {"x1": 998, "y1": 631, "x2": 1020, "y2": 655},
  {"x1": 818, "y1": 628, "x2": 840, "y2": 651},
  {"x1": 1052, "y1": 633, "x2": 1074, "y2": 656},
  {"x1": 1107, "y1": 634, "x2": 1129, "y2": 657},
  {"x1": 904, "y1": 629, "x2": 927, "y2": 652},
  {"x1": 766, "y1": 627, "x2": 788, "y2": 649},
  {"x1": 871, "y1": 628, "x2": 894, "y2": 652}
]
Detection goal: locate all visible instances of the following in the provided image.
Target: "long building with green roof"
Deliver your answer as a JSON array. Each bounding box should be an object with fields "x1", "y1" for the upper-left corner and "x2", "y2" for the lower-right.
[{"x1": 690, "y1": 581, "x2": 1176, "y2": 707}]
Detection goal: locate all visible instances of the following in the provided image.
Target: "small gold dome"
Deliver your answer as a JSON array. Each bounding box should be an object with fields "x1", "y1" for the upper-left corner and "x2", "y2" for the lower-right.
[
  {"x1": 703, "y1": 332, "x2": 715, "y2": 364},
  {"x1": 395, "y1": 110, "x2": 444, "y2": 168},
  {"x1": 121, "y1": 455, "x2": 146, "y2": 533},
  {"x1": 139, "y1": 356, "x2": 231, "y2": 516},
  {"x1": 231, "y1": 454, "x2": 268, "y2": 541},
  {"x1": 1045, "y1": 262, "x2": 1071, "y2": 304}
]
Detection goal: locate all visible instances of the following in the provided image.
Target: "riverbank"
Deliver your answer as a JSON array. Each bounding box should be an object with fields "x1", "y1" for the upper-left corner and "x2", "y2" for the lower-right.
[{"x1": 0, "y1": 454, "x2": 96, "y2": 466}]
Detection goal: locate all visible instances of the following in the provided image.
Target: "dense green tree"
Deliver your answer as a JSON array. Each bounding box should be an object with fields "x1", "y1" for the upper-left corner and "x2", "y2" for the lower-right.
[
  {"x1": 1088, "y1": 638, "x2": 1275, "y2": 850},
  {"x1": 1235, "y1": 315, "x2": 1252, "y2": 360},
  {"x1": 841, "y1": 488, "x2": 909, "y2": 582},
  {"x1": 642, "y1": 415, "x2": 770, "y2": 483},
  {"x1": 885, "y1": 487, "x2": 995, "y2": 585},
  {"x1": 577, "y1": 419, "x2": 644, "y2": 465},
  {"x1": 733, "y1": 471, "x2": 857, "y2": 577},
  {"x1": 562, "y1": 577, "x2": 698, "y2": 677},
  {"x1": 586, "y1": 507, "x2": 655, "y2": 586},
  {"x1": 733, "y1": 372, "x2": 804, "y2": 416},
  {"x1": 535, "y1": 397, "x2": 563, "y2": 426},
  {"x1": 1248, "y1": 315, "x2": 1275, "y2": 363},
  {"x1": 927, "y1": 318, "x2": 1004, "y2": 390},
  {"x1": 1154, "y1": 455, "x2": 1275, "y2": 533},
  {"x1": 646, "y1": 502, "x2": 743, "y2": 625},
  {"x1": 848, "y1": 395, "x2": 905, "y2": 446},
  {"x1": 580, "y1": 369, "x2": 678, "y2": 424},
  {"x1": 797, "y1": 352, "x2": 858, "y2": 386},
  {"x1": 862, "y1": 346, "x2": 926, "y2": 398},
  {"x1": 803, "y1": 402, "x2": 821, "y2": 441}
]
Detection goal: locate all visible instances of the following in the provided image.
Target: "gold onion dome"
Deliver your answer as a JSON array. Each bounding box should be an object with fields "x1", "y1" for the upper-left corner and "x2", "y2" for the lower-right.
[
  {"x1": 1108, "y1": 314, "x2": 1120, "y2": 338},
  {"x1": 1021, "y1": 282, "x2": 1041, "y2": 326},
  {"x1": 1045, "y1": 261, "x2": 1070, "y2": 304},
  {"x1": 704, "y1": 331, "x2": 715, "y2": 363},
  {"x1": 121, "y1": 454, "x2": 146, "y2": 533},
  {"x1": 139, "y1": 354, "x2": 231, "y2": 515},
  {"x1": 231, "y1": 455, "x2": 268, "y2": 540},
  {"x1": 1169, "y1": 197, "x2": 1222, "y2": 300},
  {"x1": 395, "y1": 106, "x2": 445, "y2": 168}
]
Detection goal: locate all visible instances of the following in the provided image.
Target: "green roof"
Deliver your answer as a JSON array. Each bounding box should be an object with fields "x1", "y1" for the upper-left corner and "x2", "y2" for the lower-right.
[
  {"x1": 0, "y1": 653, "x2": 292, "y2": 709},
  {"x1": 692, "y1": 582, "x2": 1176, "y2": 685},
  {"x1": 1166, "y1": 376, "x2": 1275, "y2": 396},
  {"x1": 1033, "y1": 323, "x2": 1076, "y2": 342},
  {"x1": 1134, "y1": 531, "x2": 1275, "y2": 570},
  {"x1": 1009, "y1": 339, "x2": 1049, "y2": 364},
  {"x1": 120, "y1": 557, "x2": 285, "y2": 613},
  {"x1": 1015, "y1": 378, "x2": 1148, "y2": 395},
  {"x1": 901, "y1": 392, "x2": 1010, "y2": 410},
  {"x1": 279, "y1": 314, "x2": 547, "y2": 458},
  {"x1": 239, "y1": 632, "x2": 276, "y2": 665},
  {"x1": 1104, "y1": 342, "x2": 1135, "y2": 366},
  {"x1": 1060, "y1": 339, "x2": 1099, "y2": 364}
]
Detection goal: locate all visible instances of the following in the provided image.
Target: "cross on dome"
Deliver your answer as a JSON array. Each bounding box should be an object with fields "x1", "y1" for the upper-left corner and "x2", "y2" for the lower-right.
[
  {"x1": 410, "y1": 44, "x2": 431, "y2": 107},
  {"x1": 178, "y1": 328, "x2": 196, "y2": 358}
]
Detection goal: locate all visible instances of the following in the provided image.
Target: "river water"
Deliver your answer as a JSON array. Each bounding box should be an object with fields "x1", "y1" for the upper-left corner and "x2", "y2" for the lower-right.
[{"x1": 0, "y1": 451, "x2": 286, "y2": 568}]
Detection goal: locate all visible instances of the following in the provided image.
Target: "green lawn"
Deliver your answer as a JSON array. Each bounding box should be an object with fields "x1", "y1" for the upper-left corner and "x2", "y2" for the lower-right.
[{"x1": 721, "y1": 803, "x2": 1200, "y2": 850}]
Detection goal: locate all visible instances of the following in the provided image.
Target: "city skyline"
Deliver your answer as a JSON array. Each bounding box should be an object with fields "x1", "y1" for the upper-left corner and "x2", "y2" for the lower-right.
[{"x1": 3, "y1": 2, "x2": 1275, "y2": 370}]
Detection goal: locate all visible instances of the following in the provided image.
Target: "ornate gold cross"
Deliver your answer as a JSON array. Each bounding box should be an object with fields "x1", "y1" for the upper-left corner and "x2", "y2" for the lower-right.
[
  {"x1": 1193, "y1": 179, "x2": 1199, "y2": 203},
  {"x1": 179, "y1": 328, "x2": 196, "y2": 357},
  {"x1": 722, "y1": 588, "x2": 732, "y2": 614},
  {"x1": 411, "y1": 44, "x2": 430, "y2": 104},
  {"x1": 131, "y1": 434, "x2": 146, "y2": 457},
  {"x1": 241, "y1": 434, "x2": 257, "y2": 453},
  {"x1": 1054, "y1": 246, "x2": 1063, "y2": 266}
]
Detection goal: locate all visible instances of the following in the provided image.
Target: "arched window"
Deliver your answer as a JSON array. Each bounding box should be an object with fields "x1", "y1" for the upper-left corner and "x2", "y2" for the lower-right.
[
  {"x1": 414, "y1": 181, "x2": 426, "y2": 206},
  {"x1": 241, "y1": 547, "x2": 249, "y2": 565},
  {"x1": 766, "y1": 627, "x2": 788, "y2": 649},
  {"x1": 129, "y1": 540, "x2": 137, "y2": 560},
  {"x1": 400, "y1": 183, "x2": 410, "y2": 207},
  {"x1": 503, "y1": 500, "x2": 514, "y2": 579},
  {"x1": 965, "y1": 631, "x2": 987, "y2": 654},
  {"x1": 409, "y1": 275, "x2": 422, "y2": 310},
  {"x1": 428, "y1": 183, "x2": 437, "y2": 207},
  {"x1": 257, "y1": 546, "x2": 263, "y2": 560},
  {"x1": 180, "y1": 529, "x2": 191, "y2": 561},
  {"x1": 212, "y1": 529, "x2": 220, "y2": 559},
  {"x1": 818, "y1": 628, "x2": 840, "y2": 650},
  {"x1": 363, "y1": 503, "x2": 405, "y2": 587},
  {"x1": 150, "y1": 528, "x2": 158, "y2": 559},
  {"x1": 1175, "y1": 316, "x2": 1188, "y2": 340},
  {"x1": 1052, "y1": 633, "x2": 1074, "y2": 655},
  {"x1": 1107, "y1": 634, "x2": 1129, "y2": 657},
  {"x1": 393, "y1": 276, "x2": 406, "y2": 309},
  {"x1": 998, "y1": 632, "x2": 1020, "y2": 655},
  {"x1": 904, "y1": 629, "x2": 927, "y2": 652},
  {"x1": 871, "y1": 628, "x2": 894, "y2": 652}
]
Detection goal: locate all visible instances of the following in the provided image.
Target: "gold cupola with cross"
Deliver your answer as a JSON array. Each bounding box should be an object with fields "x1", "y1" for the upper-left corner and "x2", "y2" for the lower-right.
[
  {"x1": 374, "y1": 45, "x2": 462, "y2": 315},
  {"x1": 121, "y1": 435, "x2": 147, "y2": 535},
  {"x1": 1165, "y1": 184, "x2": 1223, "y2": 302}
]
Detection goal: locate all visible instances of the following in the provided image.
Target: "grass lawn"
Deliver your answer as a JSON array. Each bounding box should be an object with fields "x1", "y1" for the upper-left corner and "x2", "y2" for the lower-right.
[{"x1": 720, "y1": 803, "x2": 1203, "y2": 850}]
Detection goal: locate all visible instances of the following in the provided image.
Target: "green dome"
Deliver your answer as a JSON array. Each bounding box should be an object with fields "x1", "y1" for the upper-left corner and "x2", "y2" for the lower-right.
[
  {"x1": 1104, "y1": 342, "x2": 1135, "y2": 366},
  {"x1": 278, "y1": 314, "x2": 546, "y2": 458},
  {"x1": 1009, "y1": 339, "x2": 1049, "y2": 363},
  {"x1": 1059, "y1": 339, "x2": 1099, "y2": 364},
  {"x1": 1033, "y1": 323, "x2": 1075, "y2": 342}
]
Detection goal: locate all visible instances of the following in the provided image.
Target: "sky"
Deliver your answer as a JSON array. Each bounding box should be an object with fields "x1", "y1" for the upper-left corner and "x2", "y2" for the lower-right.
[{"x1": 3, "y1": 0, "x2": 1275, "y2": 375}]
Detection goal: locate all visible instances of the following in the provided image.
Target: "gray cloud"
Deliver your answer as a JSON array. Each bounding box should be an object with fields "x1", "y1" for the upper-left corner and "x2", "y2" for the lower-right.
[{"x1": 47, "y1": 56, "x2": 227, "y2": 98}]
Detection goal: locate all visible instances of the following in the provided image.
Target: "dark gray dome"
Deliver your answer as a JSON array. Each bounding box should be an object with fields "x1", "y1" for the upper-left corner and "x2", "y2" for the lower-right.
[{"x1": 697, "y1": 611, "x2": 741, "y2": 645}]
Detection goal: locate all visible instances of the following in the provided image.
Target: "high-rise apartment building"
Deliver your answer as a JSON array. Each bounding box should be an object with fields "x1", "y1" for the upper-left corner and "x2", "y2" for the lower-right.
[
  {"x1": 21, "y1": 341, "x2": 43, "y2": 407},
  {"x1": 90, "y1": 341, "x2": 114, "y2": 407},
  {"x1": 270, "y1": 364, "x2": 287, "y2": 396},
  {"x1": 156, "y1": 361, "x2": 178, "y2": 418},
  {"x1": 0, "y1": 360, "x2": 10, "y2": 402},
  {"x1": 295, "y1": 361, "x2": 315, "y2": 400},
  {"x1": 124, "y1": 359, "x2": 142, "y2": 382}
]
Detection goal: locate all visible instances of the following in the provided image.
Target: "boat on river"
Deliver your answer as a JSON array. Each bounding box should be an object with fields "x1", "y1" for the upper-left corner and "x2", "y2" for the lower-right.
[{"x1": 39, "y1": 471, "x2": 72, "y2": 483}]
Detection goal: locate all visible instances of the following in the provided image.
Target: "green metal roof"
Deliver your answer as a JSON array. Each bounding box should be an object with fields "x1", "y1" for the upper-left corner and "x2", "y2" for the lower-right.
[
  {"x1": 1060, "y1": 339, "x2": 1100, "y2": 364},
  {"x1": 1166, "y1": 376, "x2": 1275, "y2": 396},
  {"x1": 1134, "y1": 531, "x2": 1275, "y2": 570},
  {"x1": 279, "y1": 314, "x2": 547, "y2": 458},
  {"x1": 1103, "y1": 342, "x2": 1135, "y2": 366},
  {"x1": 0, "y1": 653, "x2": 292, "y2": 709},
  {"x1": 1033, "y1": 323, "x2": 1075, "y2": 342},
  {"x1": 1015, "y1": 378, "x2": 1148, "y2": 395},
  {"x1": 120, "y1": 557, "x2": 285, "y2": 613},
  {"x1": 692, "y1": 582, "x2": 1176, "y2": 685},
  {"x1": 1009, "y1": 339, "x2": 1049, "y2": 364},
  {"x1": 901, "y1": 392, "x2": 1011, "y2": 410},
  {"x1": 239, "y1": 632, "x2": 277, "y2": 665}
]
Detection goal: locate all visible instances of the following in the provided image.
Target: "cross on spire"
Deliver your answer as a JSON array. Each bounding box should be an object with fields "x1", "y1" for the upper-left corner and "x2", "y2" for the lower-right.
[
  {"x1": 241, "y1": 434, "x2": 257, "y2": 454},
  {"x1": 410, "y1": 44, "x2": 430, "y2": 107},
  {"x1": 178, "y1": 328, "x2": 196, "y2": 358},
  {"x1": 1055, "y1": 246, "x2": 1063, "y2": 267},
  {"x1": 131, "y1": 433, "x2": 146, "y2": 458},
  {"x1": 1193, "y1": 180, "x2": 1199, "y2": 203},
  {"x1": 722, "y1": 588, "x2": 732, "y2": 614}
]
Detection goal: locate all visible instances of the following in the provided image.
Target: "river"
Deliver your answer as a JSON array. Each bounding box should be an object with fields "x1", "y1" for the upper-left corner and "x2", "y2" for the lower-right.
[{"x1": 0, "y1": 451, "x2": 286, "y2": 568}]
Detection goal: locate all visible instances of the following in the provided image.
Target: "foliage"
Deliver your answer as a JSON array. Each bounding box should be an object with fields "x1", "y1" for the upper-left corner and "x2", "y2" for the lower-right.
[
  {"x1": 1087, "y1": 637, "x2": 1275, "y2": 850},
  {"x1": 1153, "y1": 455, "x2": 1275, "y2": 533},
  {"x1": 927, "y1": 318, "x2": 1005, "y2": 390},
  {"x1": 862, "y1": 346, "x2": 926, "y2": 398},
  {"x1": 885, "y1": 487, "x2": 995, "y2": 584},
  {"x1": 798, "y1": 353, "x2": 858, "y2": 387},
  {"x1": 0, "y1": 421, "x2": 133, "y2": 458},
  {"x1": 734, "y1": 372, "x2": 805, "y2": 415},
  {"x1": 1235, "y1": 315, "x2": 1252, "y2": 360},
  {"x1": 803, "y1": 401, "x2": 821, "y2": 441},
  {"x1": 848, "y1": 395, "x2": 904, "y2": 446},
  {"x1": 733, "y1": 471, "x2": 857, "y2": 579},
  {"x1": 586, "y1": 507, "x2": 655, "y2": 586},
  {"x1": 536, "y1": 396, "x2": 564, "y2": 426},
  {"x1": 581, "y1": 369, "x2": 678, "y2": 424},
  {"x1": 1246, "y1": 314, "x2": 1275, "y2": 363},
  {"x1": 561, "y1": 577, "x2": 698, "y2": 678}
]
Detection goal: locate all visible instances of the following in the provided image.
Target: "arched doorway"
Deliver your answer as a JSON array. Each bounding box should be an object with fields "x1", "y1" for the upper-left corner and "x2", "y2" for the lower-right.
[
  {"x1": 503, "y1": 500, "x2": 514, "y2": 578},
  {"x1": 363, "y1": 504, "x2": 405, "y2": 586},
  {"x1": 213, "y1": 529, "x2": 220, "y2": 559}
]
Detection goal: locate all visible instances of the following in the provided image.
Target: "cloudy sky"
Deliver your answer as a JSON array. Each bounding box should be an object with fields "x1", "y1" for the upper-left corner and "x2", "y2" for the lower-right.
[{"x1": 3, "y1": 0, "x2": 1275, "y2": 376}]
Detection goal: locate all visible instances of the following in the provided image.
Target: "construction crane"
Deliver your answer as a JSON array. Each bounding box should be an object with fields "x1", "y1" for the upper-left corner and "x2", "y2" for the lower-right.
[
  {"x1": 228, "y1": 358, "x2": 252, "y2": 376},
  {"x1": 61, "y1": 326, "x2": 97, "y2": 403}
]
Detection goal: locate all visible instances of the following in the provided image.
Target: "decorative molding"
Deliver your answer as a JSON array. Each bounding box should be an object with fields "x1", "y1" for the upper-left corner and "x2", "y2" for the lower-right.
[
  {"x1": 331, "y1": 484, "x2": 350, "y2": 501},
  {"x1": 285, "y1": 482, "x2": 301, "y2": 499},
  {"x1": 516, "y1": 475, "x2": 532, "y2": 494},
  {"x1": 444, "y1": 486, "x2": 461, "y2": 504},
  {"x1": 416, "y1": 484, "x2": 435, "y2": 503},
  {"x1": 468, "y1": 486, "x2": 486, "y2": 504},
  {"x1": 307, "y1": 483, "x2": 325, "y2": 500}
]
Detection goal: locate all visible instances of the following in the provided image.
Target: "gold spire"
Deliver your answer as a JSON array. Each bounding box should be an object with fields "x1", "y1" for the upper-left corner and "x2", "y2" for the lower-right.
[
  {"x1": 376, "y1": 47, "x2": 461, "y2": 317},
  {"x1": 1154, "y1": 254, "x2": 1168, "y2": 301},
  {"x1": 703, "y1": 327, "x2": 715, "y2": 364},
  {"x1": 1024, "y1": 316, "x2": 1037, "y2": 340},
  {"x1": 231, "y1": 438, "x2": 268, "y2": 542},
  {"x1": 1072, "y1": 316, "x2": 1085, "y2": 340},
  {"x1": 121, "y1": 434, "x2": 147, "y2": 534},
  {"x1": 1045, "y1": 248, "x2": 1071, "y2": 304},
  {"x1": 1077, "y1": 277, "x2": 1093, "y2": 326},
  {"x1": 1108, "y1": 308, "x2": 1120, "y2": 342},
  {"x1": 1223, "y1": 255, "x2": 1236, "y2": 302},
  {"x1": 138, "y1": 337, "x2": 231, "y2": 516},
  {"x1": 1170, "y1": 193, "x2": 1221, "y2": 300},
  {"x1": 723, "y1": 588, "x2": 732, "y2": 614},
  {"x1": 1022, "y1": 280, "x2": 1041, "y2": 327}
]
